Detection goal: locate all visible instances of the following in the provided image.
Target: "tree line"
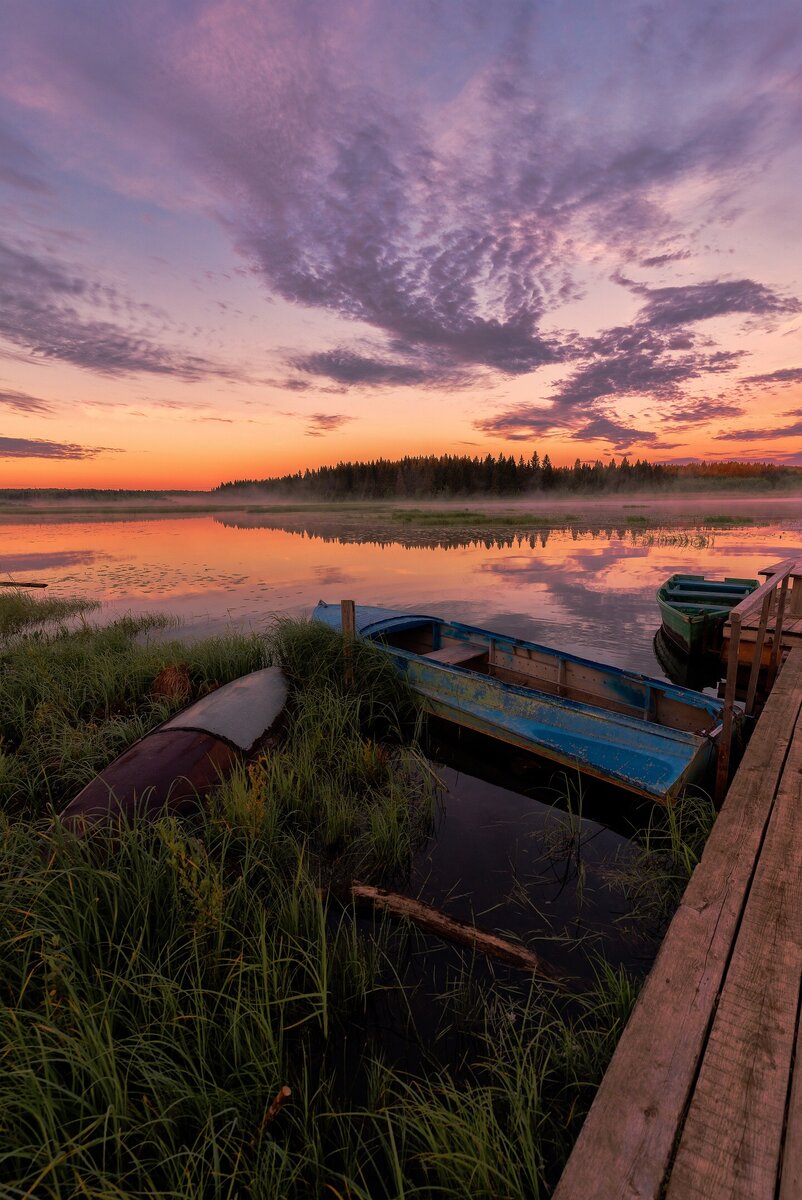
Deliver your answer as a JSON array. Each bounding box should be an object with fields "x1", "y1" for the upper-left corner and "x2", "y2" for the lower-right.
[{"x1": 215, "y1": 453, "x2": 801, "y2": 499}]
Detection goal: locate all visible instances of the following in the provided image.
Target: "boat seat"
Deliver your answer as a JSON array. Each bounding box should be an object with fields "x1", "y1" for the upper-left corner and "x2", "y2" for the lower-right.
[
  {"x1": 665, "y1": 591, "x2": 741, "y2": 604},
  {"x1": 423, "y1": 641, "x2": 488, "y2": 666},
  {"x1": 665, "y1": 601, "x2": 733, "y2": 611}
]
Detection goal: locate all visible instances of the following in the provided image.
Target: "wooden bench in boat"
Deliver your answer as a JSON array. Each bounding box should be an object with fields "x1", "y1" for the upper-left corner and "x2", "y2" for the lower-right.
[{"x1": 423, "y1": 641, "x2": 488, "y2": 667}]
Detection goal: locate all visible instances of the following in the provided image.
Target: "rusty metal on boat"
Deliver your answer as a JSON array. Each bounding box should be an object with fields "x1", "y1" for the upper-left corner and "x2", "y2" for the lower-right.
[{"x1": 58, "y1": 666, "x2": 288, "y2": 834}]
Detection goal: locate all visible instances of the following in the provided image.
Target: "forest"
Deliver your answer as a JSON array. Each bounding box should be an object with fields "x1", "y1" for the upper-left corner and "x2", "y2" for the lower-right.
[{"x1": 216, "y1": 454, "x2": 802, "y2": 499}]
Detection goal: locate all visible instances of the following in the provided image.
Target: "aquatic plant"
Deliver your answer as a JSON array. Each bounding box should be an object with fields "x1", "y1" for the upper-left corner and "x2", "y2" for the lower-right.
[{"x1": 607, "y1": 788, "x2": 717, "y2": 934}]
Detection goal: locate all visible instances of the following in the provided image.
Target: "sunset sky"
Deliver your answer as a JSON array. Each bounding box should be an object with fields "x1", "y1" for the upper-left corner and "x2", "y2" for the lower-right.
[{"x1": 1, "y1": 0, "x2": 801, "y2": 489}]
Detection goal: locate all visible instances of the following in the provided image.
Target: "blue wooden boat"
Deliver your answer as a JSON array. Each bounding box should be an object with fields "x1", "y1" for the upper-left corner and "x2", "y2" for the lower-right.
[
  {"x1": 657, "y1": 574, "x2": 758, "y2": 656},
  {"x1": 313, "y1": 601, "x2": 731, "y2": 805}
]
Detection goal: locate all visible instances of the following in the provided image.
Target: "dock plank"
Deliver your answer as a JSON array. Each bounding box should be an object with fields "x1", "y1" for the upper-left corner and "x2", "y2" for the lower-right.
[
  {"x1": 552, "y1": 650, "x2": 802, "y2": 1200},
  {"x1": 665, "y1": 714, "x2": 802, "y2": 1199},
  {"x1": 780, "y1": 1013, "x2": 802, "y2": 1199}
]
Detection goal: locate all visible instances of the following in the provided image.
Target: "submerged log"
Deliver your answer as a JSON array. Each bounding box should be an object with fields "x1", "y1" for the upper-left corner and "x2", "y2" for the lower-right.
[
  {"x1": 58, "y1": 666, "x2": 288, "y2": 835},
  {"x1": 349, "y1": 881, "x2": 566, "y2": 984}
]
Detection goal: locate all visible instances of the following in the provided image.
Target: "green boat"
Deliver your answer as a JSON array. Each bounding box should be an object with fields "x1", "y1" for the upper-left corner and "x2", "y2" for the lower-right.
[{"x1": 657, "y1": 574, "x2": 758, "y2": 656}]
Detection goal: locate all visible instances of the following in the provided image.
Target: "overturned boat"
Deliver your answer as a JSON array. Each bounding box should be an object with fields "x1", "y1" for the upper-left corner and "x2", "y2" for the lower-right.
[{"x1": 59, "y1": 666, "x2": 288, "y2": 834}]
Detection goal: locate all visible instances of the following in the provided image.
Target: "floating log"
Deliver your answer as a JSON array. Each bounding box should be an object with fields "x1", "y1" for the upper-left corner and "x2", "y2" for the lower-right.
[
  {"x1": 0, "y1": 580, "x2": 48, "y2": 588},
  {"x1": 58, "y1": 666, "x2": 288, "y2": 834},
  {"x1": 349, "y1": 881, "x2": 565, "y2": 984}
]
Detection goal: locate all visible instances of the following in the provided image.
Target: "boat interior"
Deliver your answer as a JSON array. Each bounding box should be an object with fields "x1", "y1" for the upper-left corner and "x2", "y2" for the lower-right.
[
  {"x1": 375, "y1": 619, "x2": 719, "y2": 735},
  {"x1": 661, "y1": 575, "x2": 757, "y2": 614}
]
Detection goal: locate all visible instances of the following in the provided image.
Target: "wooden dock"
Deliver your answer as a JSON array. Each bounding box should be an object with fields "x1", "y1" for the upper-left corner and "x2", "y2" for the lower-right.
[
  {"x1": 553, "y1": 646, "x2": 802, "y2": 1200},
  {"x1": 722, "y1": 558, "x2": 802, "y2": 664}
]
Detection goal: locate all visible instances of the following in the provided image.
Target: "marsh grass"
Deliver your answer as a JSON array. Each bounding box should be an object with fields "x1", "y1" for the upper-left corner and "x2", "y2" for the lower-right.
[
  {"x1": 394, "y1": 508, "x2": 581, "y2": 527},
  {"x1": 635, "y1": 530, "x2": 714, "y2": 548},
  {"x1": 0, "y1": 597, "x2": 657, "y2": 1196},
  {"x1": 0, "y1": 807, "x2": 640, "y2": 1197},
  {"x1": 702, "y1": 514, "x2": 754, "y2": 525},
  {"x1": 0, "y1": 588, "x2": 98, "y2": 637}
]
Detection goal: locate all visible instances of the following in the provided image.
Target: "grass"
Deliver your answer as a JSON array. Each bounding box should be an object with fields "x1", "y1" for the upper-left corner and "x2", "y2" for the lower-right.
[
  {"x1": 0, "y1": 594, "x2": 682, "y2": 1196},
  {"x1": 0, "y1": 588, "x2": 98, "y2": 637},
  {"x1": 394, "y1": 508, "x2": 581, "y2": 526},
  {"x1": 701, "y1": 514, "x2": 754, "y2": 525},
  {"x1": 608, "y1": 789, "x2": 717, "y2": 935}
]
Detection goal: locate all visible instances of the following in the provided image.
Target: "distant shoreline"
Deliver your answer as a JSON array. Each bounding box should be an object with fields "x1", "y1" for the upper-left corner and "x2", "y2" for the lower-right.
[{"x1": 1, "y1": 491, "x2": 801, "y2": 530}]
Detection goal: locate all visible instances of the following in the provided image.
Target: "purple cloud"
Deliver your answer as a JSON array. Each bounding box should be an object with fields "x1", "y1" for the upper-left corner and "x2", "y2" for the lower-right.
[
  {"x1": 0, "y1": 238, "x2": 244, "y2": 382},
  {"x1": 0, "y1": 0, "x2": 800, "y2": 448},
  {"x1": 304, "y1": 412, "x2": 353, "y2": 436},
  {"x1": 639, "y1": 250, "x2": 692, "y2": 268},
  {"x1": 742, "y1": 366, "x2": 802, "y2": 386},
  {"x1": 0, "y1": 435, "x2": 116, "y2": 459},
  {"x1": 294, "y1": 350, "x2": 433, "y2": 388},
  {"x1": 7, "y1": 2, "x2": 799, "y2": 385},
  {"x1": 663, "y1": 396, "x2": 745, "y2": 426},
  {"x1": 0, "y1": 121, "x2": 52, "y2": 194},
  {"x1": 0, "y1": 386, "x2": 51, "y2": 413},
  {"x1": 570, "y1": 417, "x2": 658, "y2": 450},
  {"x1": 477, "y1": 322, "x2": 746, "y2": 441},
  {"x1": 714, "y1": 417, "x2": 802, "y2": 441},
  {"x1": 630, "y1": 279, "x2": 800, "y2": 328}
]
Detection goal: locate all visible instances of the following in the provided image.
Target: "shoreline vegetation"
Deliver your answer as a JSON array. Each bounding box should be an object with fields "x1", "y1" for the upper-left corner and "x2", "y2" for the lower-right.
[{"x1": 0, "y1": 593, "x2": 714, "y2": 1196}]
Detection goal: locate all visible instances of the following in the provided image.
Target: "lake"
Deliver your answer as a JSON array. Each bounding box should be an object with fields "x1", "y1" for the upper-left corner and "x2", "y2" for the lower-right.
[{"x1": 3, "y1": 504, "x2": 800, "y2": 678}]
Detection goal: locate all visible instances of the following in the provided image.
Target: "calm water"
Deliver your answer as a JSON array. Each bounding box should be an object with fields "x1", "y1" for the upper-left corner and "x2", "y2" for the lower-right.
[
  {"x1": 4, "y1": 508, "x2": 800, "y2": 979},
  {"x1": 3, "y1": 508, "x2": 800, "y2": 677}
]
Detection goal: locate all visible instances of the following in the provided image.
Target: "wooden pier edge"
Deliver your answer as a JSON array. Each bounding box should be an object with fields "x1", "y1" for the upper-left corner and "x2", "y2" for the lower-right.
[{"x1": 553, "y1": 647, "x2": 802, "y2": 1200}]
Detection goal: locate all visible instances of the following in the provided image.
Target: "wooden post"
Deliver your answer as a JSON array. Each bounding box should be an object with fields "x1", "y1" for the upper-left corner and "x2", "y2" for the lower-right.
[
  {"x1": 715, "y1": 611, "x2": 741, "y2": 805},
  {"x1": 767, "y1": 574, "x2": 790, "y2": 687},
  {"x1": 744, "y1": 592, "x2": 771, "y2": 716},
  {"x1": 341, "y1": 599, "x2": 356, "y2": 688},
  {"x1": 715, "y1": 560, "x2": 795, "y2": 804}
]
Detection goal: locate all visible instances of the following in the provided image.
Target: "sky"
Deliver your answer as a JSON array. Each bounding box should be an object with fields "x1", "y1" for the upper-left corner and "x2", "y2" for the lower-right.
[{"x1": 1, "y1": 0, "x2": 801, "y2": 489}]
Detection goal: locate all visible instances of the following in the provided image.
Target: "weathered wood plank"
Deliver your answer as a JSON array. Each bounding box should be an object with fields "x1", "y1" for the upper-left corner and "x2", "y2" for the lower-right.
[
  {"x1": 666, "y1": 711, "x2": 802, "y2": 1200},
  {"x1": 552, "y1": 650, "x2": 802, "y2": 1200},
  {"x1": 780, "y1": 1008, "x2": 802, "y2": 1199}
]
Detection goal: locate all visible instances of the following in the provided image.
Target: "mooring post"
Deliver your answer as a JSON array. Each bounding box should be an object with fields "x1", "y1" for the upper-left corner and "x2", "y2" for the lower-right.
[
  {"x1": 715, "y1": 611, "x2": 740, "y2": 805},
  {"x1": 341, "y1": 599, "x2": 356, "y2": 687}
]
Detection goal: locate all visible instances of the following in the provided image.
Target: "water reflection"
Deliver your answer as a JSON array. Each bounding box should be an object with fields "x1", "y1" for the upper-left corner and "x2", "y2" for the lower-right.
[
  {"x1": 2, "y1": 511, "x2": 799, "y2": 681},
  {"x1": 213, "y1": 510, "x2": 716, "y2": 553},
  {"x1": 0, "y1": 549, "x2": 104, "y2": 572}
]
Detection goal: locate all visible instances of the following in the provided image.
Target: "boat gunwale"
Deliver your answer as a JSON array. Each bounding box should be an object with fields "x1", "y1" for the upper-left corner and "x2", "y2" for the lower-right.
[{"x1": 313, "y1": 601, "x2": 723, "y2": 726}]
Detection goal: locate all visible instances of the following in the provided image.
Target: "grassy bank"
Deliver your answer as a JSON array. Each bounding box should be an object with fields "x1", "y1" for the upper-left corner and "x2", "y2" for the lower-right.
[{"x1": 0, "y1": 594, "x2": 713, "y2": 1196}]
